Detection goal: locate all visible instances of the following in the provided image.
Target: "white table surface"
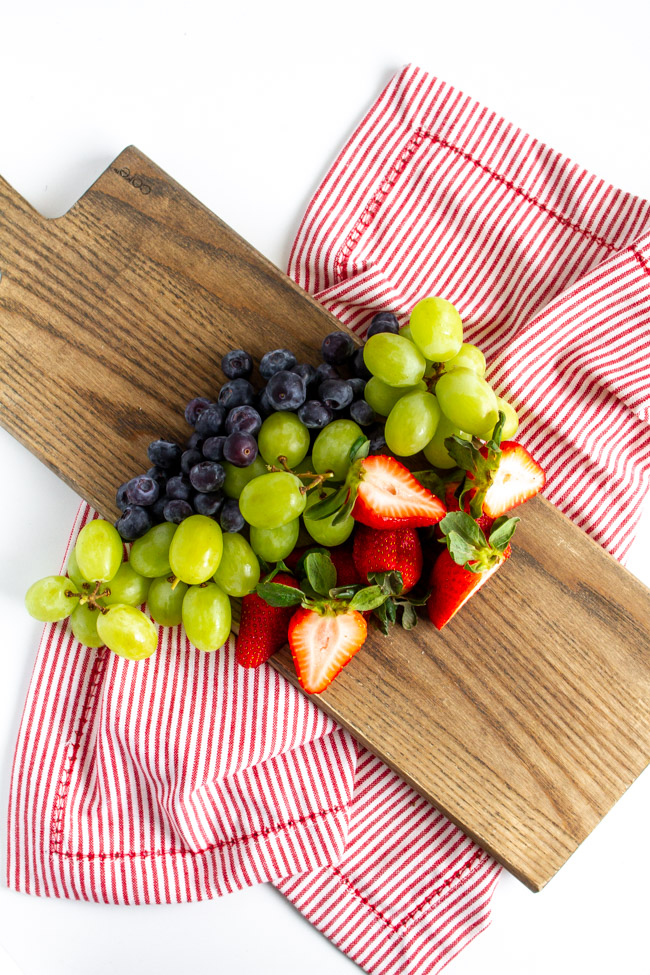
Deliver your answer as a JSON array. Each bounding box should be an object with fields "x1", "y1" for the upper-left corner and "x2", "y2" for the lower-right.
[{"x1": 2, "y1": 2, "x2": 650, "y2": 973}]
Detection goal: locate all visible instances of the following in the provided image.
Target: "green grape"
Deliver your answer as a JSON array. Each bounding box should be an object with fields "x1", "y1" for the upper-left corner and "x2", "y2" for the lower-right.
[
  {"x1": 70, "y1": 602, "x2": 105, "y2": 648},
  {"x1": 102, "y1": 562, "x2": 151, "y2": 607},
  {"x1": 398, "y1": 323, "x2": 413, "y2": 342},
  {"x1": 67, "y1": 548, "x2": 90, "y2": 589},
  {"x1": 146, "y1": 575, "x2": 188, "y2": 627},
  {"x1": 423, "y1": 411, "x2": 471, "y2": 469},
  {"x1": 312, "y1": 419, "x2": 364, "y2": 481},
  {"x1": 399, "y1": 324, "x2": 436, "y2": 376},
  {"x1": 303, "y1": 489, "x2": 354, "y2": 547},
  {"x1": 75, "y1": 520, "x2": 124, "y2": 582},
  {"x1": 443, "y1": 343, "x2": 486, "y2": 376},
  {"x1": 239, "y1": 471, "x2": 306, "y2": 529},
  {"x1": 25, "y1": 576, "x2": 80, "y2": 623},
  {"x1": 364, "y1": 377, "x2": 426, "y2": 417},
  {"x1": 363, "y1": 333, "x2": 426, "y2": 387},
  {"x1": 223, "y1": 454, "x2": 267, "y2": 499},
  {"x1": 409, "y1": 297, "x2": 463, "y2": 362},
  {"x1": 213, "y1": 533, "x2": 260, "y2": 597},
  {"x1": 182, "y1": 583, "x2": 232, "y2": 653},
  {"x1": 96, "y1": 604, "x2": 158, "y2": 661},
  {"x1": 129, "y1": 522, "x2": 177, "y2": 578},
  {"x1": 249, "y1": 518, "x2": 300, "y2": 562},
  {"x1": 258, "y1": 412, "x2": 310, "y2": 468},
  {"x1": 169, "y1": 514, "x2": 223, "y2": 585},
  {"x1": 385, "y1": 390, "x2": 441, "y2": 457},
  {"x1": 496, "y1": 397, "x2": 519, "y2": 440},
  {"x1": 435, "y1": 367, "x2": 499, "y2": 438}
]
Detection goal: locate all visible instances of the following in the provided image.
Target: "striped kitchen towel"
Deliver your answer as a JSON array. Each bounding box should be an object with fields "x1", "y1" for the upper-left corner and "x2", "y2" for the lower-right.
[{"x1": 7, "y1": 64, "x2": 650, "y2": 975}]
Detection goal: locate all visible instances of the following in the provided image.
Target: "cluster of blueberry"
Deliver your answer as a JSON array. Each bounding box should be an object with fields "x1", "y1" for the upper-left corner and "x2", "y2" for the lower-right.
[{"x1": 114, "y1": 315, "x2": 398, "y2": 541}]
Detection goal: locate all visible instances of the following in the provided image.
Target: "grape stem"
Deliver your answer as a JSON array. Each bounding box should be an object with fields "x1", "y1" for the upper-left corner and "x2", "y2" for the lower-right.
[
  {"x1": 65, "y1": 580, "x2": 110, "y2": 611},
  {"x1": 267, "y1": 456, "x2": 335, "y2": 494},
  {"x1": 170, "y1": 576, "x2": 181, "y2": 591}
]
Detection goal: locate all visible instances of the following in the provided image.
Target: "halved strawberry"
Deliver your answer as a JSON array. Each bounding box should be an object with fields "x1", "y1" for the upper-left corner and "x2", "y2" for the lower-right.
[
  {"x1": 352, "y1": 524, "x2": 422, "y2": 594},
  {"x1": 351, "y1": 455, "x2": 446, "y2": 529},
  {"x1": 427, "y1": 510, "x2": 517, "y2": 629},
  {"x1": 289, "y1": 606, "x2": 367, "y2": 693},
  {"x1": 427, "y1": 546, "x2": 510, "y2": 630},
  {"x1": 482, "y1": 441, "x2": 546, "y2": 518}
]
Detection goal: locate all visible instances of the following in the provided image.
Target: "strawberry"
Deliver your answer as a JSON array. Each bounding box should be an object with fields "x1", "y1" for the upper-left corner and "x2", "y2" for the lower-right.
[
  {"x1": 427, "y1": 546, "x2": 510, "y2": 630},
  {"x1": 349, "y1": 455, "x2": 446, "y2": 529},
  {"x1": 236, "y1": 572, "x2": 299, "y2": 668},
  {"x1": 482, "y1": 441, "x2": 546, "y2": 518},
  {"x1": 328, "y1": 546, "x2": 362, "y2": 587},
  {"x1": 352, "y1": 524, "x2": 422, "y2": 594},
  {"x1": 427, "y1": 510, "x2": 518, "y2": 630},
  {"x1": 289, "y1": 606, "x2": 368, "y2": 694}
]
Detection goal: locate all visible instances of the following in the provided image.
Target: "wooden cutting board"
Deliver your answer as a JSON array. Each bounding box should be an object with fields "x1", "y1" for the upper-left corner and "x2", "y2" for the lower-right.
[{"x1": 2, "y1": 147, "x2": 650, "y2": 892}]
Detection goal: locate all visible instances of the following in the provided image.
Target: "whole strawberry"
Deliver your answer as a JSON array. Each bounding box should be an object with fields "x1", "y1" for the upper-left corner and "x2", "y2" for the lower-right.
[
  {"x1": 236, "y1": 572, "x2": 299, "y2": 668},
  {"x1": 353, "y1": 524, "x2": 422, "y2": 594}
]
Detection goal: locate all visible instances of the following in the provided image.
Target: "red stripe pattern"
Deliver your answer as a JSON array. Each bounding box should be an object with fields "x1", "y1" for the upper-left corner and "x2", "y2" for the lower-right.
[{"x1": 8, "y1": 64, "x2": 650, "y2": 975}]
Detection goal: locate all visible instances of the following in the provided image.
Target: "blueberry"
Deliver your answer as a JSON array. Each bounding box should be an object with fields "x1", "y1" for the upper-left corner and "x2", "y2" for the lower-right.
[
  {"x1": 292, "y1": 363, "x2": 318, "y2": 390},
  {"x1": 298, "y1": 400, "x2": 334, "y2": 429},
  {"x1": 346, "y1": 377, "x2": 367, "y2": 398},
  {"x1": 367, "y1": 311, "x2": 400, "y2": 338},
  {"x1": 221, "y1": 349, "x2": 253, "y2": 380},
  {"x1": 151, "y1": 495, "x2": 168, "y2": 522},
  {"x1": 266, "y1": 370, "x2": 306, "y2": 411},
  {"x1": 202, "y1": 436, "x2": 226, "y2": 462},
  {"x1": 189, "y1": 461, "x2": 226, "y2": 493},
  {"x1": 163, "y1": 499, "x2": 194, "y2": 524},
  {"x1": 181, "y1": 448, "x2": 203, "y2": 474},
  {"x1": 116, "y1": 505, "x2": 153, "y2": 541},
  {"x1": 193, "y1": 492, "x2": 224, "y2": 517},
  {"x1": 352, "y1": 347, "x2": 371, "y2": 379},
  {"x1": 223, "y1": 432, "x2": 259, "y2": 467},
  {"x1": 225, "y1": 405, "x2": 262, "y2": 437},
  {"x1": 116, "y1": 479, "x2": 135, "y2": 511},
  {"x1": 315, "y1": 362, "x2": 338, "y2": 384},
  {"x1": 166, "y1": 475, "x2": 192, "y2": 501},
  {"x1": 321, "y1": 331, "x2": 355, "y2": 364},
  {"x1": 147, "y1": 440, "x2": 182, "y2": 470},
  {"x1": 220, "y1": 498, "x2": 245, "y2": 533},
  {"x1": 318, "y1": 379, "x2": 353, "y2": 410},
  {"x1": 350, "y1": 400, "x2": 375, "y2": 426},
  {"x1": 184, "y1": 397, "x2": 211, "y2": 427},
  {"x1": 368, "y1": 424, "x2": 387, "y2": 454},
  {"x1": 218, "y1": 378, "x2": 256, "y2": 410},
  {"x1": 186, "y1": 432, "x2": 203, "y2": 450},
  {"x1": 146, "y1": 466, "x2": 169, "y2": 490},
  {"x1": 259, "y1": 349, "x2": 297, "y2": 380},
  {"x1": 256, "y1": 388, "x2": 273, "y2": 418},
  {"x1": 195, "y1": 404, "x2": 225, "y2": 438},
  {"x1": 126, "y1": 475, "x2": 159, "y2": 506}
]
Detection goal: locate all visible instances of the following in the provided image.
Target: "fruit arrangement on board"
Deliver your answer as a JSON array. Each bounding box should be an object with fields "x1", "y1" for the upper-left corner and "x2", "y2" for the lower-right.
[{"x1": 25, "y1": 297, "x2": 545, "y2": 693}]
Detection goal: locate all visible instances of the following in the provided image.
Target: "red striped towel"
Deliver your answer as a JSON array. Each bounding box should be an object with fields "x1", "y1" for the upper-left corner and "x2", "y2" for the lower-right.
[{"x1": 8, "y1": 64, "x2": 650, "y2": 975}]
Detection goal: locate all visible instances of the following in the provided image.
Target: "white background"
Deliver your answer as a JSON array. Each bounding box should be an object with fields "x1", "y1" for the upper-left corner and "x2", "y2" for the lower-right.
[{"x1": 1, "y1": 2, "x2": 650, "y2": 973}]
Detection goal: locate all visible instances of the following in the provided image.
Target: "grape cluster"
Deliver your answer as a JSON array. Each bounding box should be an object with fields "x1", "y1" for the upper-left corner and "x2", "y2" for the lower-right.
[{"x1": 114, "y1": 332, "x2": 378, "y2": 542}]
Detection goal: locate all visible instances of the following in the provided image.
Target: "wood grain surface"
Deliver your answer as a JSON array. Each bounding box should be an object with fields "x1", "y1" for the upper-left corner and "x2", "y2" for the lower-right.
[{"x1": 2, "y1": 147, "x2": 650, "y2": 891}]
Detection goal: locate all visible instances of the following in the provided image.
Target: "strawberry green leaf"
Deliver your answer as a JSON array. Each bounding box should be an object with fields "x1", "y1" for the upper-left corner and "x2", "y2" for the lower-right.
[
  {"x1": 294, "y1": 547, "x2": 328, "y2": 579},
  {"x1": 373, "y1": 602, "x2": 390, "y2": 636},
  {"x1": 488, "y1": 410, "x2": 506, "y2": 451},
  {"x1": 439, "y1": 511, "x2": 487, "y2": 548},
  {"x1": 306, "y1": 486, "x2": 349, "y2": 521},
  {"x1": 348, "y1": 435, "x2": 371, "y2": 464},
  {"x1": 349, "y1": 585, "x2": 387, "y2": 612},
  {"x1": 401, "y1": 602, "x2": 418, "y2": 630},
  {"x1": 398, "y1": 591, "x2": 430, "y2": 607},
  {"x1": 488, "y1": 515, "x2": 519, "y2": 552},
  {"x1": 385, "y1": 598, "x2": 397, "y2": 624},
  {"x1": 262, "y1": 560, "x2": 291, "y2": 583},
  {"x1": 332, "y1": 495, "x2": 355, "y2": 526},
  {"x1": 368, "y1": 570, "x2": 404, "y2": 596},
  {"x1": 446, "y1": 531, "x2": 477, "y2": 567},
  {"x1": 328, "y1": 585, "x2": 359, "y2": 600},
  {"x1": 256, "y1": 582, "x2": 304, "y2": 607},
  {"x1": 304, "y1": 552, "x2": 337, "y2": 597}
]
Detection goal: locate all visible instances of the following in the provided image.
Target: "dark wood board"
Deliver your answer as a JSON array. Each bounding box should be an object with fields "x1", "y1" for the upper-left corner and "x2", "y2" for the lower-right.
[{"x1": 1, "y1": 147, "x2": 650, "y2": 891}]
